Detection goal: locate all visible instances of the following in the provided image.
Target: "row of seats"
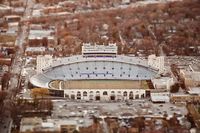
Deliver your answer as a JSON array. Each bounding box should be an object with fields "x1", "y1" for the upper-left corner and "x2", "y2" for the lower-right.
[
  {"x1": 43, "y1": 61, "x2": 156, "y2": 80},
  {"x1": 51, "y1": 55, "x2": 149, "y2": 69}
]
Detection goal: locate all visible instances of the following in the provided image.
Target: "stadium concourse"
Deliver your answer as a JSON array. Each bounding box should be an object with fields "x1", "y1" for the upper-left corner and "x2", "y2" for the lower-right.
[{"x1": 30, "y1": 43, "x2": 163, "y2": 101}]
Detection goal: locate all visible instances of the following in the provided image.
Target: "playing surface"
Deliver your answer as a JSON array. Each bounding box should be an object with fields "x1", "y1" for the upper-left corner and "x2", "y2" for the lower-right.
[{"x1": 49, "y1": 80, "x2": 148, "y2": 90}]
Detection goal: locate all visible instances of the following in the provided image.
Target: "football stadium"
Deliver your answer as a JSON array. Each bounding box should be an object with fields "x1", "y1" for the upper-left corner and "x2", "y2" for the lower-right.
[{"x1": 30, "y1": 43, "x2": 159, "y2": 100}]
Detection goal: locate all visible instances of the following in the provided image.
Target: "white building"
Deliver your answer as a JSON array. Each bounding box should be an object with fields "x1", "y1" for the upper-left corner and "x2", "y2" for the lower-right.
[
  {"x1": 180, "y1": 69, "x2": 200, "y2": 87},
  {"x1": 151, "y1": 77, "x2": 174, "y2": 90},
  {"x1": 82, "y1": 43, "x2": 117, "y2": 57},
  {"x1": 36, "y1": 55, "x2": 53, "y2": 73},
  {"x1": 28, "y1": 29, "x2": 54, "y2": 40},
  {"x1": 150, "y1": 90, "x2": 170, "y2": 103},
  {"x1": 150, "y1": 77, "x2": 173, "y2": 103},
  {"x1": 0, "y1": 4, "x2": 11, "y2": 13},
  {"x1": 187, "y1": 87, "x2": 200, "y2": 95},
  {"x1": 148, "y1": 54, "x2": 165, "y2": 74},
  {"x1": 122, "y1": 0, "x2": 130, "y2": 4},
  {"x1": 3, "y1": 15, "x2": 21, "y2": 22},
  {"x1": 6, "y1": 22, "x2": 19, "y2": 35}
]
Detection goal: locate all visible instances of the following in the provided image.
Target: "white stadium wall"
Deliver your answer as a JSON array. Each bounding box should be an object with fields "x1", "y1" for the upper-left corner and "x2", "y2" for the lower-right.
[{"x1": 64, "y1": 89, "x2": 146, "y2": 101}]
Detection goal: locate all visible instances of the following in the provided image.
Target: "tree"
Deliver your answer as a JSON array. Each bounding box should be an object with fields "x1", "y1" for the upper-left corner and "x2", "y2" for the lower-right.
[
  {"x1": 169, "y1": 113, "x2": 180, "y2": 127},
  {"x1": 9, "y1": 101, "x2": 21, "y2": 128},
  {"x1": 42, "y1": 37, "x2": 48, "y2": 47},
  {"x1": 0, "y1": 0, "x2": 4, "y2": 4},
  {"x1": 0, "y1": 91, "x2": 7, "y2": 114},
  {"x1": 73, "y1": 130, "x2": 79, "y2": 133},
  {"x1": 0, "y1": 91, "x2": 7, "y2": 104},
  {"x1": 130, "y1": 117, "x2": 145, "y2": 132},
  {"x1": 31, "y1": 88, "x2": 49, "y2": 99},
  {"x1": 2, "y1": 72, "x2": 11, "y2": 90},
  {"x1": 170, "y1": 83, "x2": 179, "y2": 93}
]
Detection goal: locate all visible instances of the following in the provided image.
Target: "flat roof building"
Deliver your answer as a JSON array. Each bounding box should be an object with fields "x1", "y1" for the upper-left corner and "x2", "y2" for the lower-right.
[
  {"x1": 82, "y1": 43, "x2": 117, "y2": 57},
  {"x1": 180, "y1": 69, "x2": 200, "y2": 87},
  {"x1": 150, "y1": 90, "x2": 170, "y2": 103},
  {"x1": 20, "y1": 117, "x2": 92, "y2": 133},
  {"x1": 151, "y1": 77, "x2": 174, "y2": 90}
]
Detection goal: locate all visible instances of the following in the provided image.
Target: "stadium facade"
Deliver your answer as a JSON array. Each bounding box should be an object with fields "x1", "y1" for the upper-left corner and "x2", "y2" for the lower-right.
[{"x1": 30, "y1": 43, "x2": 164, "y2": 101}]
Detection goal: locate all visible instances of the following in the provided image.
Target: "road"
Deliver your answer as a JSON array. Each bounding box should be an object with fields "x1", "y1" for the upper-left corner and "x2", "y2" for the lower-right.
[{"x1": 0, "y1": 0, "x2": 34, "y2": 132}]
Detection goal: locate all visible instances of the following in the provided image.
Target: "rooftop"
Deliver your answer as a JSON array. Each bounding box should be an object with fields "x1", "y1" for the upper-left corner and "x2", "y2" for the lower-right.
[
  {"x1": 29, "y1": 29, "x2": 54, "y2": 40},
  {"x1": 20, "y1": 117, "x2": 93, "y2": 133},
  {"x1": 82, "y1": 43, "x2": 118, "y2": 55},
  {"x1": 25, "y1": 47, "x2": 46, "y2": 52},
  {"x1": 152, "y1": 77, "x2": 173, "y2": 86},
  {"x1": 188, "y1": 87, "x2": 200, "y2": 95},
  {"x1": 0, "y1": 4, "x2": 11, "y2": 10},
  {"x1": 181, "y1": 70, "x2": 200, "y2": 81}
]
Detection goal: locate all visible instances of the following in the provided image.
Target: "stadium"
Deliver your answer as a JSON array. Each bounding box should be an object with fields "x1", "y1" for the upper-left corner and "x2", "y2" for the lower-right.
[{"x1": 30, "y1": 43, "x2": 159, "y2": 101}]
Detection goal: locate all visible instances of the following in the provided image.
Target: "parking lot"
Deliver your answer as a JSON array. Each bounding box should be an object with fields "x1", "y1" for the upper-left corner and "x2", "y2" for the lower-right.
[{"x1": 52, "y1": 100, "x2": 188, "y2": 119}]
